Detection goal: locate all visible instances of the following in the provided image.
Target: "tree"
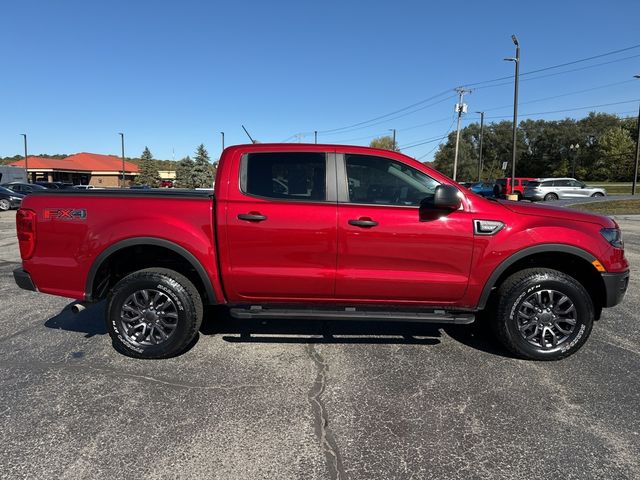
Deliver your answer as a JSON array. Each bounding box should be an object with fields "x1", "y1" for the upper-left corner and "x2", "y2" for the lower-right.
[
  {"x1": 597, "y1": 127, "x2": 635, "y2": 181},
  {"x1": 192, "y1": 144, "x2": 214, "y2": 188},
  {"x1": 175, "y1": 156, "x2": 195, "y2": 188},
  {"x1": 370, "y1": 135, "x2": 399, "y2": 151},
  {"x1": 136, "y1": 147, "x2": 161, "y2": 187}
]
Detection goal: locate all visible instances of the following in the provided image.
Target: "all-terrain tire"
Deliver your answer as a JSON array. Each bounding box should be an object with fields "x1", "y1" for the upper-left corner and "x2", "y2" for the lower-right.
[
  {"x1": 491, "y1": 268, "x2": 594, "y2": 361},
  {"x1": 106, "y1": 268, "x2": 203, "y2": 359}
]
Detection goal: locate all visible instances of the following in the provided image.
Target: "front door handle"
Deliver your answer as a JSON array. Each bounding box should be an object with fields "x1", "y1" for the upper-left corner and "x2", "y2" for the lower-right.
[
  {"x1": 238, "y1": 213, "x2": 267, "y2": 222},
  {"x1": 348, "y1": 218, "x2": 378, "y2": 228}
]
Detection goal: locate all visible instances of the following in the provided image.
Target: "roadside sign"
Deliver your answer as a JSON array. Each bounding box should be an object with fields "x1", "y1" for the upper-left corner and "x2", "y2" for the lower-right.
[{"x1": 501, "y1": 161, "x2": 508, "y2": 170}]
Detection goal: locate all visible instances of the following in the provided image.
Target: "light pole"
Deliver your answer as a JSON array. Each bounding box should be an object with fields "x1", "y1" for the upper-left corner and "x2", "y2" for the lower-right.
[
  {"x1": 505, "y1": 34, "x2": 520, "y2": 196},
  {"x1": 118, "y1": 133, "x2": 125, "y2": 188},
  {"x1": 314, "y1": 131, "x2": 318, "y2": 144},
  {"x1": 221, "y1": 131, "x2": 225, "y2": 151},
  {"x1": 453, "y1": 87, "x2": 471, "y2": 181},
  {"x1": 389, "y1": 129, "x2": 396, "y2": 150},
  {"x1": 633, "y1": 75, "x2": 640, "y2": 195},
  {"x1": 570, "y1": 143, "x2": 580, "y2": 178},
  {"x1": 20, "y1": 134, "x2": 29, "y2": 183},
  {"x1": 476, "y1": 112, "x2": 484, "y2": 181}
]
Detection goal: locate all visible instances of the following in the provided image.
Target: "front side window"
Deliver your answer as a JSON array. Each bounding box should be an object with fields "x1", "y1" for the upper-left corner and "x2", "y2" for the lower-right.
[
  {"x1": 345, "y1": 154, "x2": 439, "y2": 206},
  {"x1": 243, "y1": 152, "x2": 326, "y2": 201},
  {"x1": 553, "y1": 180, "x2": 571, "y2": 187}
]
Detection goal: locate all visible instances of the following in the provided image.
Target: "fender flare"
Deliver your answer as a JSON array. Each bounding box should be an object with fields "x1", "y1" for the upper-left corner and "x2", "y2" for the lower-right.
[
  {"x1": 476, "y1": 243, "x2": 597, "y2": 309},
  {"x1": 84, "y1": 237, "x2": 216, "y2": 304}
]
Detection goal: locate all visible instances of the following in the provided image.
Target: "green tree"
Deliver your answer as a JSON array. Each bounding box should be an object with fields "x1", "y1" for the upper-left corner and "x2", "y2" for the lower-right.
[
  {"x1": 192, "y1": 144, "x2": 214, "y2": 188},
  {"x1": 370, "y1": 135, "x2": 399, "y2": 151},
  {"x1": 175, "y1": 156, "x2": 195, "y2": 188},
  {"x1": 597, "y1": 127, "x2": 635, "y2": 181},
  {"x1": 136, "y1": 147, "x2": 161, "y2": 187}
]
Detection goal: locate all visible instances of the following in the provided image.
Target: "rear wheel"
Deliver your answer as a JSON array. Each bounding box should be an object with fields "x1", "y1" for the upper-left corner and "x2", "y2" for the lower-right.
[
  {"x1": 0, "y1": 199, "x2": 10, "y2": 211},
  {"x1": 491, "y1": 268, "x2": 594, "y2": 360},
  {"x1": 544, "y1": 192, "x2": 558, "y2": 201},
  {"x1": 106, "y1": 268, "x2": 203, "y2": 359}
]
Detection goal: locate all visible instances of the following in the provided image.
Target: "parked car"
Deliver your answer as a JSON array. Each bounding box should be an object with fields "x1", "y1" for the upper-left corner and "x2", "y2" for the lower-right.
[
  {"x1": 524, "y1": 178, "x2": 606, "y2": 201},
  {"x1": 469, "y1": 181, "x2": 496, "y2": 197},
  {"x1": 494, "y1": 177, "x2": 536, "y2": 199},
  {"x1": 1, "y1": 182, "x2": 47, "y2": 195},
  {"x1": 73, "y1": 185, "x2": 102, "y2": 190},
  {"x1": 34, "y1": 182, "x2": 75, "y2": 189},
  {"x1": 13, "y1": 143, "x2": 628, "y2": 361},
  {"x1": 0, "y1": 186, "x2": 24, "y2": 211},
  {"x1": 130, "y1": 185, "x2": 152, "y2": 189}
]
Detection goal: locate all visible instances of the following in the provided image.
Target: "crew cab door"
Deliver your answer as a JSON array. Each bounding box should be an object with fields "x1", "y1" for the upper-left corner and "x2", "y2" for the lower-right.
[
  {"x1": 221, "y1": 151, "x2": 338, "y2": 301},
  {"x1": 335, "y1": 153, "x2": 474, "y2": 303}
]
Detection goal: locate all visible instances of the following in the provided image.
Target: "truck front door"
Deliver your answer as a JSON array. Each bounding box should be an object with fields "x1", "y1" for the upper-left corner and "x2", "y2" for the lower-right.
[{"x1": 335, "y1": 153, "x2": 474, "y2": 303}]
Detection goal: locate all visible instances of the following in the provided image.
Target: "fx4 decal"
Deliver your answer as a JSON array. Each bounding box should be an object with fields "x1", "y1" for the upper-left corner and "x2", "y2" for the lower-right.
[{"x1": 43, "y1": 208, "x2": 87, "y2": 220}]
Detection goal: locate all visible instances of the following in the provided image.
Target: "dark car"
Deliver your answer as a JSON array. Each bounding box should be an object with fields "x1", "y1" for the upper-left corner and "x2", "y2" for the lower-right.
[
  {"x1": 129, "y1": 185, "x2": 152, "y2": 189},
  {"x1": 1, "y1": 183, "x2": 47, "y2": 195},
  {"x1": 0, "y1": 186, "x2": 24, "y2": 211},
  {"x1": 35, "y1": 182, "x2": 75, "y2": 189},
  {"x1": 469, "y1": 181, "x2": 496, "y2": 197}
]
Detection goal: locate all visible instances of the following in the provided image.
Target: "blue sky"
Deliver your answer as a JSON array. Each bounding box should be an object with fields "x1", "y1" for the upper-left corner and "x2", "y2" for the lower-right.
[{"x1": 2, "y1": 0, "x2": 639, "y2": 161}]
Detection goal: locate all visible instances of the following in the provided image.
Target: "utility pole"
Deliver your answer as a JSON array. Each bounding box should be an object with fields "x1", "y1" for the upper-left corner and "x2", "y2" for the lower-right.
[
  {"x1": 476, "y1": 112, "x2": 484, "y2": 181},
  {"x1": 118, "y1": 133, "x2": 125, "y2": 188},
  {"x1": 389, "y1": 129, "x2": 396, "y2": 150},
  {"x1": 314, "y1": 131, "x2": 318, "y2": 144},
  {"x1": 633, "y1": 75, "x2": 640, "y2": 195},
  {"x1": 505, "y1": 34, "x2": 520, "y2": 196},
  {"x1": 220, "y1": 131, "x2": 225, "y2": 151},
  {"x1": 20, "y1": 134, "x2": 29, "y2": 183},
  {"x1": 452, "y1": 87, "x2": 471, "y2": 181}
]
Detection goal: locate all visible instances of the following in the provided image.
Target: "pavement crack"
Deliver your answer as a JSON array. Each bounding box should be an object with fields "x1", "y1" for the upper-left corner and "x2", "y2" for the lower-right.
[{"x1": 306, "y1": 343, "x2": 346, "y2": 480}]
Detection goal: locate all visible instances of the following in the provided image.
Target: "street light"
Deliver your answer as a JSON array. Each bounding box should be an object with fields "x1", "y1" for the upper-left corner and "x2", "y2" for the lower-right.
[
  {"x1": 20, "y1": 134, "x2": 29, "y2": 183},
  {"x1": 504, "y1": 34, "x2": 520, "y2": 197},
  {"x1": 389, "y1": 129, "x2": 396, "y2": 150},
  {"x1": 118, "y1": 133, "x2": 125, "y2": 188},
  {"x1": 633, "y1": 75, "x2": 640, "y2": 195},
  {"x1": 475, "y1": 112, "x2": 485, "y2": 181},
  {"x1": 220, "y1": 131, "x2": 225, "y2": 151},
  {"x1": 569, "y1": 144, "x2": 580, "y2": 178}
]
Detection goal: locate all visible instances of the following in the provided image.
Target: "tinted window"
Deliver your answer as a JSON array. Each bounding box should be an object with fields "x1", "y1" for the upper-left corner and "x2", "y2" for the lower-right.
[
  {"x1": 569, "y1": 180, "x2": 583, "y2": 187},
  {"x1": 345, "y1": 154, "x2": 439, "y2": 206},
  {"x1": 521, "y1": 180, "x2": 530, "y2": 186},
  {"x1": 514, "y1": 180, "x2": 520, "y2": 186},
  {"x1": 541, "y1": 181, "x2": 553, "y2": 187},
  {"x1": 527, "y1": 181, "x2": 541, "y2": 187},
  {"x1": 244, "y1": 152, "x2": 326, "y2": 201},
  {"x1": 496, "y1": 179, "x2": 506, "y2": 186},
  {"x1": 553, "y1": 180, "x2": 571, "y2": 187}
]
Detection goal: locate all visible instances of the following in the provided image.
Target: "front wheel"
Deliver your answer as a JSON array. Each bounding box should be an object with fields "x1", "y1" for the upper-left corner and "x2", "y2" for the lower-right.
[
  {"x1": 106, "y1": 268, "x2": 203, "y2": 359},
  {"x1": 591, "y1": 192, "x2": 604, "y2": 198},
  {"x1": 491, "y1": 268, "x2": 594, "y2": 360}
]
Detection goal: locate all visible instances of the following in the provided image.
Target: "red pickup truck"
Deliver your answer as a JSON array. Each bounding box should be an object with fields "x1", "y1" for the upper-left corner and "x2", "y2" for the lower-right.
[{"x1": 13, "y1": 144, "x2": 629, "y2": 360}]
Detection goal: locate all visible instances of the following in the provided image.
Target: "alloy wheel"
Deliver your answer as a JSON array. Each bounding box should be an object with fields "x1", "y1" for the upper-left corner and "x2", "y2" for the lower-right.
[
  {"x1": 516, "y1": 289, "x2": 577, "y2": 349},
  {"x1": 118, "y1": 289, "x2": 179, "y2": 347}
]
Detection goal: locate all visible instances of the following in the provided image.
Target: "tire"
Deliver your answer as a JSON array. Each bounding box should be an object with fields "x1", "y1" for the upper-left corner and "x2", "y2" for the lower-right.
[
  {"x1": 544, "y1": 192, "x2": 558, "y2": 201},
  {"x1": 491, "y1": 268, "x2": 594, "y2": 361},
  {"x1": 0, "y1": 199, "x2": 10, "y2": 211},
  {"x1": 106, "y1": 268, "x2": 203, "y2": 359},
  {"x1": 591, "y1": 192, "x2": 604, "y2": 198},
  {"x1": 516, "y1": 192, "x2": 522, "y2": 201}
]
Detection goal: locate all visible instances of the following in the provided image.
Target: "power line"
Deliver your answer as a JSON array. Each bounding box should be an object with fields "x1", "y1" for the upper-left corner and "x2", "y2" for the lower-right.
[{"x1": 485, "y1": 99, "x2": 640, "y2": 119}]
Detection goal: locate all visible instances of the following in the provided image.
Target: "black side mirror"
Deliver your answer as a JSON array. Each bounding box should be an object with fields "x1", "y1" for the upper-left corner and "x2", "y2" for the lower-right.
[{"x1": 421, "y1": 185, "x2": 462, "y2": 212}]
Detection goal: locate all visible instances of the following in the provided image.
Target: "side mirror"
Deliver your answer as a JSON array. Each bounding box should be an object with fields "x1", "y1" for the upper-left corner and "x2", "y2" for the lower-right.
[{"x1": 421, "y1": 184, "x2": 462, "y2": 211}]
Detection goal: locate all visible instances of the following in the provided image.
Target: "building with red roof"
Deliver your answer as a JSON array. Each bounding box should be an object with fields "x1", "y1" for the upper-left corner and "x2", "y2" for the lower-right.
[{"x1": 10, "y1": 153, "x2": 139, "y2": 187}]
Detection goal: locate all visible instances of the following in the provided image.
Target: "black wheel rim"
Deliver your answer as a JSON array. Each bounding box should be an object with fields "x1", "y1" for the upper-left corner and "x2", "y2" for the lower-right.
[
  {"x1": 118, "y1": 289, "x2": 179, "y2": 347},
  {"x1": 516, "y1": 289, "x2": 577, "y2": 349}
]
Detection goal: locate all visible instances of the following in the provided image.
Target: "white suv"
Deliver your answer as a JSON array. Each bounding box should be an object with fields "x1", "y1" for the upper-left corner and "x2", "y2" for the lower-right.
[{"x1": 523, "y1": 178, "x2": 606, "y2": 201}]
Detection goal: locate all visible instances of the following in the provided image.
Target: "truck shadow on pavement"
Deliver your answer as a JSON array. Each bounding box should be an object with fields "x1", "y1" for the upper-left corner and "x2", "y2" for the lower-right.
[{"x1": 44, "y1": 301, "x2": 108, "y2": 338}]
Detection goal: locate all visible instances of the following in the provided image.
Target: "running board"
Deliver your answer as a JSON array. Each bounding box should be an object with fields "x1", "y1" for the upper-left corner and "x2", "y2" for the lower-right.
[{"x1": 228, "y1": 306, "x2": 475, "y2": 324}]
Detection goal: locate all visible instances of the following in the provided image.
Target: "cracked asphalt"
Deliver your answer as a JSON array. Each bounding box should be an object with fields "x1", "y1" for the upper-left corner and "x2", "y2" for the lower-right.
[{"x1": 1, "y1": 209, "x2": 639, "y2": 479}]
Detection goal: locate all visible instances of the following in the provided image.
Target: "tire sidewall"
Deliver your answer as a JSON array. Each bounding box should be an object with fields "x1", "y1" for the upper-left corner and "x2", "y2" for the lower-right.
[
  {"x1": 502, "y1": 275, "x2": 593, "y2": 360},
  {"x1": 107, "y1": 273, "x2": 197, "y2": 358}
]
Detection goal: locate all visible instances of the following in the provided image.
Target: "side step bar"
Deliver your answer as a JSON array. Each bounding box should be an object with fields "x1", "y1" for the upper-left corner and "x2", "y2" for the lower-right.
[{"x1": 229, "y1": 306, "x2": 475, "y2": 324}]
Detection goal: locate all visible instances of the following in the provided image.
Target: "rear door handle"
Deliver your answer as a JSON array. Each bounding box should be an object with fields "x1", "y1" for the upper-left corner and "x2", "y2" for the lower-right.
[
  {"x1": 348, "y1": 218, "x2": 378, "y2": 228},
  {"x1": 238, "y1": 213, "x2": 267, "y2": 222}
]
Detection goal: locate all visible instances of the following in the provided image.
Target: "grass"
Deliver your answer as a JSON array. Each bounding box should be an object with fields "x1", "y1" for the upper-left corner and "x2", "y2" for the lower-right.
[
  {"x1": 588, "y1": 182, "x2": 633, "y2": 195},
  {"x1": 569, "y1": 199, "x2": 640, "y2": 215}
]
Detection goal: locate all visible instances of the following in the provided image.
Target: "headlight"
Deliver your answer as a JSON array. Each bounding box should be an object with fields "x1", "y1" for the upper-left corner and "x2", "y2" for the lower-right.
[
  {"x1": 601, "y1": 228, "x2": 623, "y2": 248},
  {"x1": 10, "y1": 196, "x2": 21, "y2": 201}
]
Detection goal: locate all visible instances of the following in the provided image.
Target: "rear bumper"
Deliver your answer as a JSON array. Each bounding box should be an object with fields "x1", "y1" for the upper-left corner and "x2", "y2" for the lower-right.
[
  {"x1": 601, "y1": 270, "x2": 629, "y2": 307},
  {"x1": 13, "y1": 268, "x2": 37, "y2": 292}
]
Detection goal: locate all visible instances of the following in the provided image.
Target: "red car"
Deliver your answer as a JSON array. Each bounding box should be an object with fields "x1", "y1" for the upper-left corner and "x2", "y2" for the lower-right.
[
  {"x1": 494, "y1": 177, "x2": 536, "y2": 199},
  {"x1": 13, "y1": 144, "x2": 628, "y2": 360}
]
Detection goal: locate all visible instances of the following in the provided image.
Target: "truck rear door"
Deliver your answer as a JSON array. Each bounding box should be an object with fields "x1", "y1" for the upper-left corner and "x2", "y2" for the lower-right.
[{"x1": 221, "y1": 150, "x2": 338, "y2": 302}]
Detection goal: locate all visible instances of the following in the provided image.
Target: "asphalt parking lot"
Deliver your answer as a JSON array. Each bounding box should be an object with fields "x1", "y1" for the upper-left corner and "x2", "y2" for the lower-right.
[{"x1": 1, "y1": 207, "x2": 639, "y2": 480}]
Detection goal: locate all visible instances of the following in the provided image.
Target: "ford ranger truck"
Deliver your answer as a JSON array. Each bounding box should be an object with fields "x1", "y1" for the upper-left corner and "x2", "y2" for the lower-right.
[{"x1": 13, "y1": 144, "x2": 629, "y2": 360}]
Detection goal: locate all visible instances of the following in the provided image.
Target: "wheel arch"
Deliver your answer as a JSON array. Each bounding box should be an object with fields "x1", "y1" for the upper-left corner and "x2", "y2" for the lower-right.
[
  {"x1": 85, "y1": 237, "x2": 216, "y2": 305},
  {"x1": 477, "y1": 244, "x2": 605, "y2": 315}
]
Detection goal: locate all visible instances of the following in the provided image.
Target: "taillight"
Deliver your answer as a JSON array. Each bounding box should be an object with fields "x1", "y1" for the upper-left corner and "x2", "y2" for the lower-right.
[{"x1": 16, "y1": 209, "x2": 37, "y2": 259}]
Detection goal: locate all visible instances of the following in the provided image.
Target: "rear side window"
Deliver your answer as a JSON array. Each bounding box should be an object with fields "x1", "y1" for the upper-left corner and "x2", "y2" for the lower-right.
[
  {"x1": 541, "y1": 181, "x2": 552, "y2": 187},
  {"x1": 527, "y1": 181, "x2": 541, "y2": 187},
  {"x1": 242, "y1": 152, "x2": 326, "y2": 201},
  {"x1": 514, "y1": 180, "x2": 520, "y2": 186},
  {"x1": 553, "y1": 180, "x2": 571, "y2": 187}
]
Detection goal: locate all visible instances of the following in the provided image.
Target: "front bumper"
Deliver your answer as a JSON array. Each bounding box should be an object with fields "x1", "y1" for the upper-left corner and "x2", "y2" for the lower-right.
[
  {"x1": 13, "y1": 268, "x2": 37, "y2": 292},
  {"x1": 601, "y1": 270, "x2": 629, "y2": 307}
]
